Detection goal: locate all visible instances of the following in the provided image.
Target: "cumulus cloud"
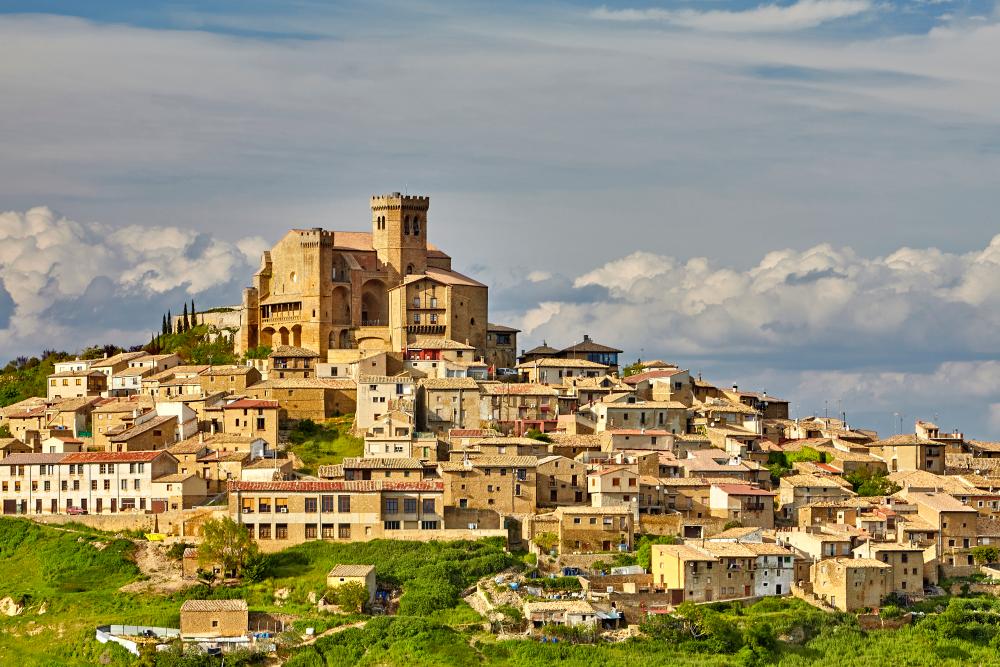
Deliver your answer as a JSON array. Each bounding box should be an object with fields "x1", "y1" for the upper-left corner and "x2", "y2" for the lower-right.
[
  {"x1": 510, "y1": 235, "x2": 1000, "y2": 436},
  {"x1": 520, "y1": 236, "x2": 1000, "y2": 366},
  {"x1": 0, "y1": 207, "x2": 267, "y2": 358},
  {"x1": 590, "y1": 0, "x2": 873, "y2": 32}
]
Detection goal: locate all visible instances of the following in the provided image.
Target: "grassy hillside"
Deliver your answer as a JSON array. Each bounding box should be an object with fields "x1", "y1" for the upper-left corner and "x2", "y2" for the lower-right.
[
  {"x1": 0, "y1": 518, "x2": 512, "y2": 666},
  {"x1": 286, "y1": 417, "x2": 363, "y2": 474}
]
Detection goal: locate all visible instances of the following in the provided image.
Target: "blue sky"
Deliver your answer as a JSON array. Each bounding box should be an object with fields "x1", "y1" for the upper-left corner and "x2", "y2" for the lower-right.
[{"x1": 0, "y1": 0, "x2": 998, "y2": 437}]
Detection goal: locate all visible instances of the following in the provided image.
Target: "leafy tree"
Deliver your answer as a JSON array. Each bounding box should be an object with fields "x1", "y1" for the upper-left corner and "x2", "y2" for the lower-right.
[
  {"x1": 845, "y1": 469, "x2": 901, "y2": 497},
  {"x1": 328, "y1": 581, "x2": 369, "y2": 613},
  {"x1": 636, "y1": 534, "x2": 680, "y2": 570},
  {"x1": 971, "y1": 545, "x2": 1000, "y2": 565},
  {"x1": 622, "y1": 360, "x2": 644, "y2": 377},
  {"x1": 198, "y1": 517, "x2": 261, "y2": 578},
  {"x1": 532, "y1": 532, "x2": 558, "y2": 552},
  {"x1": 524, "y1": 428, "x2": 552, "y2": 443}
]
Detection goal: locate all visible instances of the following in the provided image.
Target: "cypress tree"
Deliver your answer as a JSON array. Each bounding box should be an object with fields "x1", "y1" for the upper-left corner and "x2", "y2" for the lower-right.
[
  {"x1": 167, "y1": 309, "x2": 173, "y2": 334},
  {"x1": 191, "y1": 299, "x2": 197, "y2": 327},
  {"x1": 182, "y1": 303, "x2": 189, "y2": 332},
  {"x1": 161, "y1": 314, "x2": 168, "y2": 335}
]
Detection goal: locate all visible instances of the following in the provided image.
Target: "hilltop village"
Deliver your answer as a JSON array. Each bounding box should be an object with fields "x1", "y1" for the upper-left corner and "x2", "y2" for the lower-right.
[{"x1": 2, "y1": 193, "x2": 1000, "y2": 656}]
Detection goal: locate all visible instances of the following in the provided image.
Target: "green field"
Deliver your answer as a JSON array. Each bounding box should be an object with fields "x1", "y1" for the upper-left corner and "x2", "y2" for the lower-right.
[
  {"x1": 285, "y1": 417, "x2": 364, "y2": 473},
  {"x1": 5, "y1": 517, "x2": 1000, "y2": 667}
]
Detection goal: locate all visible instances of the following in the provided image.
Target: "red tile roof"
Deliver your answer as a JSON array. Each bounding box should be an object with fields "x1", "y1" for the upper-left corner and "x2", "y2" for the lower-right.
[
  {"x1": 712, "y1": 483, "x2": 776, "y2": 496},
  {"x1": 63, "y1": 450, "x2": 173, "y2": 464},
  {"x1": 224, "y1": 399, "x2": 279, "y2": 410},
  {"x1": 229, "y1": 480, "x2": 444, "y2": 493},
  {"x1": 623, "y1": 369, "x2": 685, "y2": 385}
]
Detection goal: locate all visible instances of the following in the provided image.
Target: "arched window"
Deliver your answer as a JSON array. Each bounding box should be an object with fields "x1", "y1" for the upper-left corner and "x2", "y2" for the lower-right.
[
  {"x1": 470, "y1": 318, "x2": 476, "y2": 325},
  {"x1": 404, "y1": 216, "x2": 410, "y2": 235},
  {"x1": 406, "y1": 264, "x2": 414, "y2": 275},
  {"x1": 413, "y1": 217, "x2": 421, "y2": 236}
]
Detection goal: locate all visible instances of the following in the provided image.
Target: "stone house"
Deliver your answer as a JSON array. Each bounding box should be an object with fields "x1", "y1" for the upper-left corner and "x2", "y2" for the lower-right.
[
  {"x1": 709, "y1": 483, "x2": 776, "y2": 529},
  {"x1": 811, "y1": 557, "x2": 891, "y2": 612},
  {"x1": 222, "y1": 398, "x2": 280, "y2": 447},
  {"x1": 439, "y1": 456, "x2": 537, "y2": 514},
  {"x1": 326, "y1": 564, "x2": 377, "y2": 603},
  {"x1": 179, "y1": 599, "x2": 248, "y2": 639},
  {"x1": 551, "y1": 505, "x2": 634, "y2": 554}
]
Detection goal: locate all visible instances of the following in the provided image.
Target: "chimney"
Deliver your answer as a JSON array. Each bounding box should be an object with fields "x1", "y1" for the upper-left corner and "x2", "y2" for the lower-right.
[
  {"x1": 198, "y1": 432, "x2": 204, "y2": 444},
  {"x1": 583, "y1": 334, "x2": 591, "y2": 342},
  {"x1": 732, "y1": 384, "x2": 738, "y2": 392}
]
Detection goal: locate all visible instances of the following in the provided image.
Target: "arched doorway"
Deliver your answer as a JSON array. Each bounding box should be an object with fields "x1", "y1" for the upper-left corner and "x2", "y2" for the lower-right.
[
  {"x1": 260, "y1": 327, "x2": 275, "y2": 347},
  {"x1": 360, "y1": 279, "x2": 387, "y2": 326},
  {"x1": 278, "y1": 327, "x2": 290, "y2": 346},
  {"x1": 291, "y1": 324, "x2": 302, "y2": 347}
]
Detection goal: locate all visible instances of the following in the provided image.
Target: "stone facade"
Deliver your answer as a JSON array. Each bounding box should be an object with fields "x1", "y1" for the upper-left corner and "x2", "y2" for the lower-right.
[{"x1": 236, "y1": 194, "x2": 490, "y2": 361}]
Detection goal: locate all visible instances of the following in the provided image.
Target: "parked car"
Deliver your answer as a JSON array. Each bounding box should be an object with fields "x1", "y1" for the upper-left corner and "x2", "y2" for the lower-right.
[{"x1": 66, "y1": 506, "x2": 88, "y2": 515}]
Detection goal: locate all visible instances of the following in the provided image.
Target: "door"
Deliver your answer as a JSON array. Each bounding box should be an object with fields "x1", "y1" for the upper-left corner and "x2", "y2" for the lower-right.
[
  {"x1": 705, "y1": 589, "x2": 713, "y2": 601},
  {"x1": 744, "y1": 585, "x2": 751, "y2": 597},
  {"x1": 96, "y1": 498, "x2": 103, "y2": 513},
  {"x1": 111, "y1": 498, "x2": 117, "y2": 513}
]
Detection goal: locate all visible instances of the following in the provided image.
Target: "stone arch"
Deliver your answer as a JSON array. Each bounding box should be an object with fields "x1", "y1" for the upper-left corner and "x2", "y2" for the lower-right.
[
  {"x1": 332, "y1": 285, "x2": 351, "y2": 324},
  {"x1": 278, "y1": 326, "x2": 290, "y2": 346},
  {"x1": 361, "y1": 278, "x2": 388, "y2": 326},
  {"x1": 260, "y1": 327, "x2": 276, "y2": 347},
  {"x1": 291, "y1": 324, "x2": 302, "y2": 347}
]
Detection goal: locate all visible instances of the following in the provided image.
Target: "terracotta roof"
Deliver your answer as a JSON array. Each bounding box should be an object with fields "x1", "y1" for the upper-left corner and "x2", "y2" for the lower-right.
[
  {"x1": 108, "y1": 415, "x2": 175, "y2": 442},
  {"x1": 872, "y1": 434, "x2": 940, "y2": 447},
  {"x1": 555, "y1": 504, "x2": 633, "y2": 515},
  {"x1": 224, "y1": 399, "x2": 279, "y2": 410},
  {"x1": 229, "y1": 480, "x2": 443, "y2": 492},
  {"x1": 343, "y1": 457, "x2": 425, "y2": 470},
  {"x1": 420, "y1": 378, "x2": 480, "y2": 390},
  {"x1": 408, "y1": 338, "x2": 475, "y2": 351},
  {"x1": 243, "y1": 457, "x2": 291, "y2": 470},
  {"x1": 0, "y1": 453, "x2": 69, "y2": 465},
  {"x1": 328, "y1": 564, "x2": 376, "y2": 578},
  {"x1": 449, "y1": 429, "x2": 501, "y2": 438},
  {"x1": 653, "y1": 544, "x2": 719, "y2": 562},
  {"x1": 712, "y1": 483, "x2": 775, "y2": 496},
  {"x1": 480, "y1": 383, "x2": 558, "y2": 396},
  {"x1": 200, "y1": 364, "x2": 258, "y2": 376},
  {"x1": 63, "y1": 450, "x2": 171, "y2": 464},
  {"x1": 745, "y1": 543, "x2": 793, "y2": 556},
  {"x1": 623, "y1": 368, "x2": 686, "y2": 385},
  {"x1": 523, "y1": 343, "x2": 559, "y2": 356},
  {"x1": 268, "y1": 346, "x2": 319, "y2": 359},
  {"x1": 710, "y1": 526, "x2": 762, "y2": 540},
  {"x1": 48, "y1": 369, "x2": 106, "y2": 378},
  {"x1": 780, "y1": 474, "x2": 850, "y2": 489},
  {"x1": 699, "y1": 541, "x2": 757, "y2": 558},
  {"x1": 198, "y1": 451, "x2": 250, "y2": 463},
  {"x1": 180, "y1": 599, "x2": 248, "y2": 612}
]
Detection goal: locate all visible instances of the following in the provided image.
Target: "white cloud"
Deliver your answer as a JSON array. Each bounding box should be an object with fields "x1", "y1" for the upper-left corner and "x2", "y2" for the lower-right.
[
  {"x1": 0, "y1": 206, "x2": 266, "y2": 357},
  {"x1": 590, "y1": 0, "x2": 873, "y2": 32},
  {"x1": 526, "y1": 270, "x2": 553, "y2": 283}
]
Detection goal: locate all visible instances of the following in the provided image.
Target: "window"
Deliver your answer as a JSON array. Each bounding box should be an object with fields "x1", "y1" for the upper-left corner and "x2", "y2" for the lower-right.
[
  {"x1": 338, "y1": 524, "x2": 351, "y2": 539},
  {"x1": 421, "y1": 520, "x2": 438, "y2": 529},
  {"x1": 305, "y1": 524, "x2": 317, "y2": 539},
  {"x1": 104, "y1": 479, "x2": 111, "y2": 491},
  {"x1": 91, "y1": 480, "x2": 97, "y2": 491},
  {"x1": 413, "y1": 296, "x2": 421, "y2": 307},
  {"x1": 258, "y1": 524, "x2": 271, "y2": 539},
  {"x1": 338, "y1": 495, "x2": 351, "y2": 513},
  {"x1": 322, "y1": 495, "x2": 335, "y2": 512},
  {"x1": 305, "y1": 497, "x2": 318, "y2": 513},
  {"x1": 422, "y1": 499, "x2": 435, "y2": 514},
  {"x1": 404, "y1": 498, "x2": 417, "y2": 514},
  {"x1": 384, "y1": 520, "x2": 401, "y2": 530},
  {"x1": 413, "y1": 218, "x2": 420, "y2": 236},
  {"x1": 276, "y1": 523, "x2": 288, "y2": 539},
  {"x1": 322, "y1": 524, "x2": 336, "y2": 539},
  {"x1": 385, "y1": 498, "x2": 399, "y2": 514}
]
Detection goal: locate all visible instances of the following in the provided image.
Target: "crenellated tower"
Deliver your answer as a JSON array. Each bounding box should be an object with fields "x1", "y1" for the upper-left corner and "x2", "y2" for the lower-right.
[{"x1": 371, "y1": 193, "x2": 429, "y2": 285}]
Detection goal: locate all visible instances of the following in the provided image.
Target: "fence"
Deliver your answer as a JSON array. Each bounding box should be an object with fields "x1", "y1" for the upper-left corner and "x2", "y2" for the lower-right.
[{"x1": 95, "y1": 625, "x2": 180, "y2": 656}]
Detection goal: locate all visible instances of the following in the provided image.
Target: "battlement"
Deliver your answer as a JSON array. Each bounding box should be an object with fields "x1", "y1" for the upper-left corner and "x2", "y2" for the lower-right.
[
  {"x1": 370, "y1": 193, "x2": 430, "y2": 211},
  {"x1": 294, "y1": 227, "x2": 335, "y2": 238}
]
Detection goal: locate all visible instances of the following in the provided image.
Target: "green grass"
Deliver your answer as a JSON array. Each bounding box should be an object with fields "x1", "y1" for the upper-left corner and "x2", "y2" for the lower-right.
[
  {"x1": 286, "y1": 416, "x2": 363, "y2": 473},
  {"x1": 0, "y1": 518, "x2": 511, "y2": 666}
]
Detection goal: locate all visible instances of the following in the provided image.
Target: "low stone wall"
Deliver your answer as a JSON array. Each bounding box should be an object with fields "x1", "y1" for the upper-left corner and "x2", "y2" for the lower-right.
[
  {"x1": 33, "y1": 513, "x2": 156, "y2": 533},
  {"x1": 857, "y1": 613, "x2": 912, "y2": 630},
  {"x1": 253, "y1": 528, "x2": 508, "y2": 553}
]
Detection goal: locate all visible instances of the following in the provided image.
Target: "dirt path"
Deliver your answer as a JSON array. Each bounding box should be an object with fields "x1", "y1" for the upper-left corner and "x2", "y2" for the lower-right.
[
  {"x1": 297, "y1": 620, "x2": 367, "y2": 646},
  {"x1": 119, "y1": 541, "x2": 195, "y2": 594}
]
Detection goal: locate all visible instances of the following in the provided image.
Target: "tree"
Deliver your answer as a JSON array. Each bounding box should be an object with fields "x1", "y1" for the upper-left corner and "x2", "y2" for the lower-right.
[
  {"x1": 198, "y1": 517, "x2": 261, "y2": 578},
  {"x1": 161, "y1": 314, "x2": 168, "y2": 336},
  {"x1": 167, "y1": 309, "x2": 173, "y2": 333},
  {"x1": 182, "y1": 303, "x2": 189, "y2": 332},
  {"x1": 636, "y1": 534, "x2": 680, "y2": 570},
  {"x1": 191, "y1": 299, "x2": 197, "y2": 327},
  {"x1": 971, "y1": 545, "x2": 1000, "y2": 566},
  {"x1": 524, "y1": 428, "x2": 552, "y2": 443},
  {"x1": 623, "y1": 359, "x2": 644, "y2": 377},
  {"x1": 328, "y1": 581, "x2": 369, "y2": 614},
  {"x1": 533, "y1": 532, "x2": 558, "y2": 553},
  {"x1": 846, "y1": 469, "x2": 901, "y2": 497}
]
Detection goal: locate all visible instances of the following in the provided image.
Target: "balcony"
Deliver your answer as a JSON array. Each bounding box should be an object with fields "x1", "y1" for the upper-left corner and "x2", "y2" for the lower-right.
[{"x1": 407, "y1": 324, "x2": 446, "y2": 335}]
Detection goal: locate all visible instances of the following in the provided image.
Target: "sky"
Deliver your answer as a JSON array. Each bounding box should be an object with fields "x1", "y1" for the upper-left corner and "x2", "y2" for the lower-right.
[{"x1": 0, "y1": 0, "x2": 998, "y2": 437}]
